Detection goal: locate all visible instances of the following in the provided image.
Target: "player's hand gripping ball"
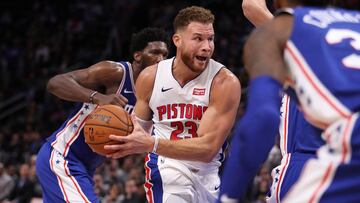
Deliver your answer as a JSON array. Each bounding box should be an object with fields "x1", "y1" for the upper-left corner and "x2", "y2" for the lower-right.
[{"x1": 84, "y1": 105, "x2": 133, "y2": 156}]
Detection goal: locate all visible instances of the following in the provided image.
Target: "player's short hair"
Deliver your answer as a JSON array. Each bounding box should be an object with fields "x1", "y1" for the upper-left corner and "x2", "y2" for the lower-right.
[
  {"x1": 173, "y1": 6, "x2": 215, "y2": 32},
  {"x1": 129, "y1": 27, "x2": 169, "y2": 55}
]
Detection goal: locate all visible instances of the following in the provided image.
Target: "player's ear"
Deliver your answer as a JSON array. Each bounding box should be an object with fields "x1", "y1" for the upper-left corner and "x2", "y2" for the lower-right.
[
  {"x1": 172, "y1": 33, "x2": 181, "y2": 47},
  {"x1": 133, "y1": 51, "x2": 142, "y2": 62}
]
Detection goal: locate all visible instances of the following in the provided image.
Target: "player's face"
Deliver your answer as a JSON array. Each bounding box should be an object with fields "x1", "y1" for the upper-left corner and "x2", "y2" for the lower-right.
[
  {"x1": 176, "y1": 22, "x2": 215, "y2": 73},
  {"x1": 139, "y1": 41, "x2": 169, "y2": 69}
]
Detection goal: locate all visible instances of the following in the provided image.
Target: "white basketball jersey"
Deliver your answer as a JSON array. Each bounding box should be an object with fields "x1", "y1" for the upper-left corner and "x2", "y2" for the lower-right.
[{"x1": 149, "y1": 57, "x2": 224, "y2": 171}]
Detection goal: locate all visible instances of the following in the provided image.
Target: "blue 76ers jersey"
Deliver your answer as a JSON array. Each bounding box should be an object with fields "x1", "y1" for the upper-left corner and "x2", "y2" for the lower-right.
[
  {"x1": 279, "y1": 94, "x2": 324, "y2": 156},
  {"x1": 284, "y1": 7, "x2": 360, "y2": 128},
  {"x1": 46, "y1": 61, "x2": 136, "y2": 175},
  {"x1": 281, "y1": 8, "x2": 360, "y2": 203}
]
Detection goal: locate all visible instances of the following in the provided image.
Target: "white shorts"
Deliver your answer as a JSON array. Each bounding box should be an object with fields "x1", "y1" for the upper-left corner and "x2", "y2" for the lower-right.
[{"x1": 144, "y1": 153, "x2": 220, "y2": 203}]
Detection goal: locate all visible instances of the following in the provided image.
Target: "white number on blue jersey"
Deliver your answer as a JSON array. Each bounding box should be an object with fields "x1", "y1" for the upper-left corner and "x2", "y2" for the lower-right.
[{"x1": 326, "y1": 29, "x2": 360, "y2": 69}]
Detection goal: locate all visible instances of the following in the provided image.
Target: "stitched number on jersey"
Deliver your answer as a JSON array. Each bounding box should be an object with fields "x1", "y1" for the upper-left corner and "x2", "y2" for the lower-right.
[
  {"x1": 326, "y1": 29, "x2": 360, "y2": 69},
  {"x1": 170, "y1": 121, "x2": 198, "y2": 140}
]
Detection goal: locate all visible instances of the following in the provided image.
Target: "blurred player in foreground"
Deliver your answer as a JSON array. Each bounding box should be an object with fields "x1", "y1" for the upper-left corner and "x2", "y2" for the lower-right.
[
  {"x1": 36, "y1": 27, "x2": 169, "y2": 203},
  {"x1": 219, "y1": 0, "x2": 360, "y2": 202},
  {"x1": 241, "y1": 0, "x2": 325, "y2": 202},
  {"x1": 105, "y1": 6, "x2": 241, "y2": 203}
]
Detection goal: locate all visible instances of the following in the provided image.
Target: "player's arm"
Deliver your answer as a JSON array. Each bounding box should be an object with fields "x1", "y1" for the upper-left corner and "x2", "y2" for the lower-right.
[
  {"x1": 47, "y1": 61, "x2": 127, "y2": 106},
  {"x1": 132, "y1": 64, "x2": 156, "y2": 121},
  {"x1": 131, "y1": 64, "x2": 157, "y2": 133},
  {"x1": 104, "y1": 64, "x2": 158, "y2": 155},
  {"x1": 242, "y1": 0, "x2": 273, "y2": 27},
  {"x1": 106, "y1": 68, "x2": 241, "y2": 162},
  {"x1": 219, "y1": 15, "x2": 292, "y2": 202},
  {"x1": 155, "y1": 69, "x2": 240, "y2": 162}
]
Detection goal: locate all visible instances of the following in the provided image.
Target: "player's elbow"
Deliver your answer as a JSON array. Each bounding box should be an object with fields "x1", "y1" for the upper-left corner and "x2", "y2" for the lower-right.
[
  {"x1": 47, "y1": 73, "x2": 70, "y2": 91},
  {"x1": 47, "y1": 74, "x2": 67, "y2": 94},
  {"x1": 47, "y1": 75, "x2": 59, "y2": 93},
  {"x1": 202, "y1": 153, "x2": 216, "y2": 163},
  {"x1": 200, "y1": 145, "x2": 220, "y2": 163},
  {"x1": 203, "y1": 150, "x2": 218, "y2": 163}
]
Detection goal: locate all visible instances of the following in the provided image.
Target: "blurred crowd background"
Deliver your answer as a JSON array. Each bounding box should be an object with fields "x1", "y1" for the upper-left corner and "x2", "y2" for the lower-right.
[{"x1": 0, "y1": 0, "x2": 359, "y2": 202}]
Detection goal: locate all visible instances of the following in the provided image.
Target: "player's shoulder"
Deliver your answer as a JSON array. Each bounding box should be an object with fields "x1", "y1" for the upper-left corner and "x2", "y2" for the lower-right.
[
  {"x1": 135, "y1": 63, "x2": 159, "y2": 100},
  {"x1": 137, "y1": 64, "x2": 158, "y2": 83},
  {"x1": 209, "y1": 65, "x2": 241, "y2": 106},
  {"x1": 212, "y1": 66, "x2": 241, "y2": 92},
  {"x1": 89, "y1": 60, "x2": 125, "y2": 76}
]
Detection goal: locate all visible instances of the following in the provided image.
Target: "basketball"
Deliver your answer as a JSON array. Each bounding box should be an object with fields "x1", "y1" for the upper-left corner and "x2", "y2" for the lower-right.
[{"x1": 83, "y1": 105, "x2": 133, "y2": 156}]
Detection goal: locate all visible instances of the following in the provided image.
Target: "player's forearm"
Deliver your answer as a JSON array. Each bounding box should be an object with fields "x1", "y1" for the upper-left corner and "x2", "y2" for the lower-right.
[
  {"x1": 242, "y1": 0, "x2": 273, "y2": 27},
  {"x1": 47, "y1": 74, "x2": 95, "y2": 103},
  {"x1": 218, "y1": 132, "x2": 253, "y2": 202},
  {"x1": 156, "y1": 137, "x2": 217, "y2": 162},
  {"x1": 219, "y1": 77, "x2": 282, "y2": 201}
]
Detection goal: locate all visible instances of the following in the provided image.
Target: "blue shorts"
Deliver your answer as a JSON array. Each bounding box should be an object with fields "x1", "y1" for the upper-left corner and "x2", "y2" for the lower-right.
[
  {"x1": 268, "y1": 153, "x2": 315, "y2": 203},
  {"x1": 283, "y1": 114, "x2": 360, "y2": 203},
  {"x1": 36, "y1": 142, "x2": 99, "y2": 203}
]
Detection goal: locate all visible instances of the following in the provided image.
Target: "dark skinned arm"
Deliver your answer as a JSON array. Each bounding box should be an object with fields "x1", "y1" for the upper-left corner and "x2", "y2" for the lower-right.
[{"x1": 47, "y1": 61, "x2": 128, "y2": 106}]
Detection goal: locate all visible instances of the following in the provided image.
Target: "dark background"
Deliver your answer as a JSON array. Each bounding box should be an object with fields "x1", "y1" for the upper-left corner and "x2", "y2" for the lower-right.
[{"x1": 0, "y1": 0, "x2": 359, "y2": 202}]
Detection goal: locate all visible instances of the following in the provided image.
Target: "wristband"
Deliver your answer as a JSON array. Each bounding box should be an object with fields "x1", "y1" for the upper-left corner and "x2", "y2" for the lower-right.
[{"x1": 89, "y1": 91, "x2": 98, "y2": 104}]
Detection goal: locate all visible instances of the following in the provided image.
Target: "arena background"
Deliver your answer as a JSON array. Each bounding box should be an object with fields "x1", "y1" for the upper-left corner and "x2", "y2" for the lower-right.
[{"x1": 0, "y1": 0, "x2": 359, "y2": 202}]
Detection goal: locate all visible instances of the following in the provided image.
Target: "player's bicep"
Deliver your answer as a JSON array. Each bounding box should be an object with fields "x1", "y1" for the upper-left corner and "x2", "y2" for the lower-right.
[
  {"x1": 133, "y1": 65, "x2": 157, "y2": 121},
  {"x1": 72, "y1": 61, "x2": 123, "y2": 89},
  {"x1": 197, "y1": 70, "x2": 241, "y2": 148},
  {"x1": 134, "y1": 99, "x2": 152, "y2": 121}
]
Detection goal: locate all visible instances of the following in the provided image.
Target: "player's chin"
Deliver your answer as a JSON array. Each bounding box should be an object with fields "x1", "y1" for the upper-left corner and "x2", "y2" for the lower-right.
[{"x1": 193, "y1": 59, "x2": 208, "y2": 72}]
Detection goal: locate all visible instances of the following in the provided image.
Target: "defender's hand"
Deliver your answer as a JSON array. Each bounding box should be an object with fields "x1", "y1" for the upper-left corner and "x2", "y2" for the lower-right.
[
  {"x1": 94, "y1": 93, "x2": 128, "y2": 107},
  {"x1": 104, "y1": 115, "x2": 154, "y2": 158}
]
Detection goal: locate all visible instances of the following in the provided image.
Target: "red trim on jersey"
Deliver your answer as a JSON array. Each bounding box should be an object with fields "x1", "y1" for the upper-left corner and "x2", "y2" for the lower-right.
[
  {"x1": 51, "y1": 111, "x2": 83, "y2": 147},
  {"x1": 282, "y1": 96, "x2": 290, "y2": 154},
  {"x1": 63, "y1": 160, "x2": 90, "y2": 203},
  {"x1": 286, "y1": 44, "x2": 349, "y2": 118},
  {"x1": 341, "y1": 116, "x2": 354, "y2": 163},
  {"x1": 308, "y1": 163, "x2": 334, "y2": 203},
  {"x1": 144, "y1": 154, "x2": 154, "y2": 203},
  {"x1": 50, "y1": 150, "x2": 70, "y2": 203},
  {"x1": 276, "y1": 153, "x2": 290, "y2": 203},
  {"x1": 62, "y1": 114, "x2": 90, "y2": 156}
]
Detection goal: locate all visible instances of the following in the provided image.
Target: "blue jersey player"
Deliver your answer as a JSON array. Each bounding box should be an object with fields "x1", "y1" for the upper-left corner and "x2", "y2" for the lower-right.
[
  {"x1": 35, "y1": 27, "x2": 169, "y2": 203},
  {"x1": 268, "y1": 94, "x2": 324, "y2": 202},
  {"x1": 241, "y1": 1, "x2": 326, "y2": 202},
  {"x1": 219, "y1": 0, "x2": 360, "y2": 202}
]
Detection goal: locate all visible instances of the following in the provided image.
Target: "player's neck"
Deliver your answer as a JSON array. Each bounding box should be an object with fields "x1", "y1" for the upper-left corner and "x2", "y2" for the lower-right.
[
  {"x1": 172, "y1": 57, "x2": 202, "y2": 87},
  {"x1": 131, "y1": 61, "x2": 142, "y2": 82}
]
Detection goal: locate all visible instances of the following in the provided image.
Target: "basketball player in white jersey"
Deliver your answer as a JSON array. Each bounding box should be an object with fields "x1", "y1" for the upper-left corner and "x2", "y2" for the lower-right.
[{"x1": 105, "y1": 6, "x2": 241, "y2": 203}]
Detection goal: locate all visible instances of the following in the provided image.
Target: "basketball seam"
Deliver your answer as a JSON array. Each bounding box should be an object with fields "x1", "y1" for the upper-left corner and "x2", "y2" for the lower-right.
[
  {"x1": 84, "y1": 124, "x2": 129, "y2": 132},
  {"x1": 126, "y1": 113, "x2": 130, "y2": 134},
  {"x1": 100, "y1": 108, "x2": 129, "y2": 126},
  {"x1": 87, "y1": 140, "x2": 119, "y2": 145}
]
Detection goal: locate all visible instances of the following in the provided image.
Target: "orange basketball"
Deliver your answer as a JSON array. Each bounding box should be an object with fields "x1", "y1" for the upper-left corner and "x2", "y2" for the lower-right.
[{"x1": 83, "y1": 105, "x2": 133, "y2": 156}]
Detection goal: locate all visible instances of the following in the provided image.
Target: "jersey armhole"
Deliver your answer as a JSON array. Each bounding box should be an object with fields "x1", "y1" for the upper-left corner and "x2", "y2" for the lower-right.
[
  {"x1": 208, "y1": 66, "x2": 224, "y2": 104},
  {"x1": 148, "y1": 64, "x2": 160, "y2": 107},
  {"x1": 115, "y1": 62, "x2": 127, "y2": 94}
]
